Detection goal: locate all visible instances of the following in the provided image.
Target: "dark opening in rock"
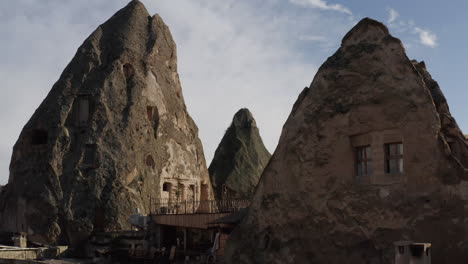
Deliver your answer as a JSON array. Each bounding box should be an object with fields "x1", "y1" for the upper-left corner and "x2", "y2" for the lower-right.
[
  {"x1": 70, "y1": 95, "x2": 91, "y2": 127},
  {"x1": 147, "y1": 106, "x2": 160, "y2": 139},
  {"x1": 261, "y1": 234, "x2": 270, "y2": 250},
  {"x1": 84, "y1": 144, "x2": 97, "y2": 166},
  {"x1": 123, "y1": 63, "x2": 135, "y2": 79},
  {"x1": 146, "y1": 155, "x2": 155, "y2": 168},
  {"x1": 398, "y1": 246, "x2": 405, "y2": 255},
  {"x1": 410, "y1": 244, "x2": 424, "y2": 257},
  {"x1": 77, "y1": 97, "x2": 90, "y2": 126},
  {"x1": 31, "y1": 129, "x2": 48, "y2": 145},
  {"x1": 147, "y1": 106, "x2": 154, "y2": 120},
  {"x1": 163, "y1": 182, "x2": 171, "y2": 192}
]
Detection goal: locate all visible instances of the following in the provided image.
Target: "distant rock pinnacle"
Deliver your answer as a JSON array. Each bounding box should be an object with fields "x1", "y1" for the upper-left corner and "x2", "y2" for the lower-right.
[{"x1": 209, "y1": 108, "x2": 271, "y2": 200}]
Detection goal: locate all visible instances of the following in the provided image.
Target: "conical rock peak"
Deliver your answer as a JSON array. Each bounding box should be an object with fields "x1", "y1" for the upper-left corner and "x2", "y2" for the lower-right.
[{"x1": 0, "y1": 0, "x2": 212, "y2": 246}]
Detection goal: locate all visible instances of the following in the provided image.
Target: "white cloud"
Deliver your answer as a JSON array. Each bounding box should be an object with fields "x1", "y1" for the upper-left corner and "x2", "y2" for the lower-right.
[
  {"x1": 414, "y1": 27, "x2": 438, "y2": 48},
  {"x1": 144, "y1": 0, "x2": 319, "y2": 165},
  {"x1": 385, "y1": 8, "x2": 438, "y2": 49},
  {"x1": 289, "y1": 0, "x2": 352, "y2": 15},
  {"x1": 387, "y1": 8, "x2": 399, "y2": 24}
]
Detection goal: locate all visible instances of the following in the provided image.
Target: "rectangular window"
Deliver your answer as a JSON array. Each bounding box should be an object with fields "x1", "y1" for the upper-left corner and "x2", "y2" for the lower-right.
[
  {"x1": 147, "y1": 106, "x2": 154, "y2": 121},
  {"x1": 72, "y1": 95, "x2": 91, "y2": 127},
  {"x1": 84, "y1": 144, "x2": 97, "y2": 166},
  {"x1": 162, "y1": 182, "x2": 171, "y2": 192},
  {"x1": 78, "y1": 98, "x2": 90, "y2": 126},
  {"x1": 385, "y1": 142, "x2": 403, "y2": 174},
  {"x1": 356, "y1": 145, "x2": 372, "y2": 177}
]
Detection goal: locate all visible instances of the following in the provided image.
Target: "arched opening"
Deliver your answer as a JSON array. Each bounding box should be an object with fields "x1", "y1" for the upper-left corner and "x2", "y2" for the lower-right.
[
  {"x1": 146, "y1": 106, "x2": 160, "y2": 139},
  {"x1": 147, "y1": 106, "x2": 154, "y2": 120},
  {"x1": 145, "y1": 155, "x2": 155, "y2": 169},
  {"x1": 123, "y1": 63, "x2": 135, "y2": 79}
]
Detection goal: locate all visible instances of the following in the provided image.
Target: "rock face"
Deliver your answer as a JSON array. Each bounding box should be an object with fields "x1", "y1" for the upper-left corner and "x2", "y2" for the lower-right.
[
  {"x1": 226, "y1": 18, "x2": 468, "y2": 264},
  {"x1": 209, "y1": 109, "x2": 271, "y2": 200},
  {"x1": 0, "y1": 1, "x2": 212, "y2": 246}
]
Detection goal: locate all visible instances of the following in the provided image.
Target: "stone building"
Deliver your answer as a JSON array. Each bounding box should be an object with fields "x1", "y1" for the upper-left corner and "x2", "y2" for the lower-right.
[
  {"x1": 0, "y1": 0, "x2": 212, "y2": 246},
  {"x1": 226, "y1": 18, "x2": 468, "y2": 264}
]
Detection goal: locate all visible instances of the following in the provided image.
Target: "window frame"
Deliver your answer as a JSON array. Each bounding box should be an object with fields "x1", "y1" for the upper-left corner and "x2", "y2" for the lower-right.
[
  {"x1": 384, "y1": 142, "x2": 404, "y2": 174},
  {"x1": 355, "y1": 145, "x2": 372, "y2": 178}
]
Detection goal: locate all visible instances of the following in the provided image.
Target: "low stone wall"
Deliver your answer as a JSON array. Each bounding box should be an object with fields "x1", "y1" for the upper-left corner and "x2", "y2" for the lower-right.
[
  {"x1": 0, "y1": 259, "x2": 42, "y2": 264},
  {"x1": 0, "y1": 249, "x2": 38, "y2": 260}
]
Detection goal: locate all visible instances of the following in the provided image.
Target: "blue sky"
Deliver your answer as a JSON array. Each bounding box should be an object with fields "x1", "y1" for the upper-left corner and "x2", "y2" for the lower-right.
[{"x1": 0, "y1": 0, "x2": 466, "y2": 184}]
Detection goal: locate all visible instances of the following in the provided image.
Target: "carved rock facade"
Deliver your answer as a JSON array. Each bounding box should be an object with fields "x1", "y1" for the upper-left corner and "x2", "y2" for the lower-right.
[
  {"x1": 0, "y1": 1, "x2": 212, "y2": 246},
  {"x1": 226, "y1": 18, "x2": 468, "y2": 264}
]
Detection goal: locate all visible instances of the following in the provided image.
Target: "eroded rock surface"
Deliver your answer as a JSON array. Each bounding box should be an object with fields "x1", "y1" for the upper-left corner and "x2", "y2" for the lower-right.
[
  {"x1": 226, "y1": 18, "x2": 468, "y2": 264},
  {"x1": 209, "y1": 109, "x2": 271, "y2": 200},
  {"x1": 0, "y1": 1, "x2": 212, "y2": 246}
]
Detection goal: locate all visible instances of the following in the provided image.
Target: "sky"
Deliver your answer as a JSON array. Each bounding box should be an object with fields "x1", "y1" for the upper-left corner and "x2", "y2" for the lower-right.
[{"x1": 0, "y1": 0, "x2": 467, "y2": 184}]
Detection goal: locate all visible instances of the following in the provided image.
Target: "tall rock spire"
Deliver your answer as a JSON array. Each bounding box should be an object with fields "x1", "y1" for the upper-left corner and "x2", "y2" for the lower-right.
[
  {"x1": 0, "y1": 1, "x2": 212, "y2": 246},
  {"x1": 209, "y1": 108, "x2": 271, "y2": 200},
  {"x1": 226, "y1": 18, "x2": 468, "y2": 264}
]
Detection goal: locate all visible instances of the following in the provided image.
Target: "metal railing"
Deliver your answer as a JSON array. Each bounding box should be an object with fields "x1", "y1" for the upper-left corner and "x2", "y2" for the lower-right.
[{"x1": 151, "y1": 199, "x2": 250, "y2": 215}]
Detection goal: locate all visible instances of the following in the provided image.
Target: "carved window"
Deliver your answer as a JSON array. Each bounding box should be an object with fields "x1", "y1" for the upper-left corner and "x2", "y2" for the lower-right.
[
  {"x1": 385, "y1": 142, "x2": 403, "y2": 174},
  {"x1": 147, "y1": 106, "x2": 154, "y2": 120},
  {"x1": 162, "y1": 182, "x2": 171, "y2": 192},
  {"x1": 84, "y1": 144, "x2": 97, "y2": 166},
  {"x1": 146, "y1": 155, "x2": 155, "y2": 168},
  {"x1": 355, "y1": 145, "x2": 372, "y2": 177},
  {"x1": 78, "y1": 98, "x2": 89, "y2": 125},
  {"x1": 73, "y1": 95, "x2": 91, "y2": 127},
  {"x1": 409, "y1": 245, "x2": 424, "y2": 257},
  {"x1": 31, "y1": 129, "x2": 48, "y2": 145},
  {"x1": 123, "y1": 63, "x2": 134, "y2": 79},
  {"x1": 398, "y1": 246, "x2": 405, "y2": 255}
]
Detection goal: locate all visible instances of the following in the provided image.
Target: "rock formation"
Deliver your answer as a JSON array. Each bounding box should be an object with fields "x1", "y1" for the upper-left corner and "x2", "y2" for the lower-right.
[
  {"x1": 226, "y1": 18, "x2": 468, "y2": 264},
  {"x1": 0, "y1": 1, "x2": 212, "y2": 246},
  {"x1": 209, "y1": 109, "x2": 271, "y2": 200}
]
